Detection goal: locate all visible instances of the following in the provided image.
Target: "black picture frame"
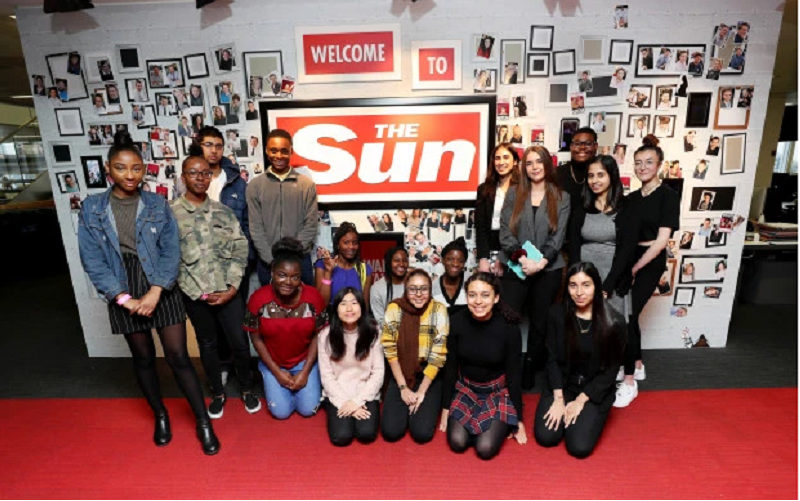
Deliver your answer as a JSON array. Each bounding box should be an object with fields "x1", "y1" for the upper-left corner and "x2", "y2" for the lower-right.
[
  {"x1": 552, "y1": 49, "x2": 576, "y2": 75},
  {"x1": 635, "y1": 44, "x2": 707, "y2": 78},
  {"x1": 146, "y1": 59, "x2": 185, "y2": 90},
  {"x1": 135, "y1": 105, "x2": 157, "y2": 129},
  {"x1": 706, "y1": 229, "x2": 728, "y2": 248},
  {"x1": 526, "y1": 53, "x2": 550, "y2": 77},
  {"x1": 529, "y1": 25, "x2": 555, "y2": 51},
  {"x1": 673, "y1": 287, "x2": 696, "y2": 306},
  {"x1": 55, "y1": 108, "x2": 85, "y2": 137},
  {"x1": 679, "y1": 254, "x2": 728, "y2": 284},
  {"x1": 55, "y1": 169, "x2": 80, "y2": 193},
  {"x1": 559, "y1": 117, "x2": 580, "y2": 151},
  {"x1": 184, "y1": 53, "x2": 210, "y2": 80},
  {"x1": 609, "y1": 39, "x2": 634, "y2": 64},
  {"x1": 45, "y1": 53, "x2": 90, "y2": 102},
  {"x1": 80, "y1": 155, "x2": 108, "y2": 189},
  {"x1": 685, "y1": 92, "x2": 713, "y2": 127}
]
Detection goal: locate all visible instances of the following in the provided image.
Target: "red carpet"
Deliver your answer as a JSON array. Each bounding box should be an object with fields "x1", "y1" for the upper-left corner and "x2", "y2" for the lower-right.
[{"x1": 1, "y1": 388, "x2": 796, "y2": 499}]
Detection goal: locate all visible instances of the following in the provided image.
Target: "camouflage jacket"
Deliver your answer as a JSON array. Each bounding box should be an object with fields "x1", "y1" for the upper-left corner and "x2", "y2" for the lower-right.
[{"x1": 170, "y1": 195, "x2": 248, "y2": 300}]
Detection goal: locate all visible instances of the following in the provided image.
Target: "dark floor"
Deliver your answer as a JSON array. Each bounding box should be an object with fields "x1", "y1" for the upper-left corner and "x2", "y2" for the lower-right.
[{"x1": 0, "y1": 267, "x2": 796, "y2": 399}]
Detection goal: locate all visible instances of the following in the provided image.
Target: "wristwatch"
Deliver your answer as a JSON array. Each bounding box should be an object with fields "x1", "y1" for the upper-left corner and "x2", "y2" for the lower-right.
[{"x1": 399, "y1": 384, "x2": 407, "y2": 390}]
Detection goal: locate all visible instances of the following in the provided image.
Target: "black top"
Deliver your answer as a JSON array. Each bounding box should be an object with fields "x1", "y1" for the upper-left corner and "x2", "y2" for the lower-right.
[
  {"x1": 474, "y1": 181, "x2": 502, "y2": 259},
  {"x1": 556, "y1": 162, "x2": 587, "y2": 209},
  {"x1": 545, "y1": 303, "x2": 626, "y2": 404},
  {"x1": 626, "y1": 184, "x2": 680, "y2": 242},
  {"x1": 443, "y1": 310, "x2": 523, "y2": 420}
]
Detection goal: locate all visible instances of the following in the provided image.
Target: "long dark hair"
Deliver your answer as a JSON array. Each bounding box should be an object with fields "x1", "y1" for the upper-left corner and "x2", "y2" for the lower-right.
[
  {"x1": 477, "y1": 143, "x2": 520, "y2": 204},
  {"x1": 464, "y1": 272, "x2": 521, "y2": 324},
  {"x1": 327, "y1": 287, "x2": 378, "y2": 362},
  {"x1": 383, "y1": 246, "x2": 408, "y2": 303},
  {"x1": 583, "y1": 154, "x2": 625, "y2": 213},
  {"x1": 564, "y1": 262, "x2": 624, "y2": 369},
  {"x1": 511, "y1": 145, "x2": 562, "y2": 234}
]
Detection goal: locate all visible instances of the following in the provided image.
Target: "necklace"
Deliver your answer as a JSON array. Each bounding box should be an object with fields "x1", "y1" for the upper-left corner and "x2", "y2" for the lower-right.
[
  {"x1": 642, "y1": 182, "x2": 662, "y2": 197},
  {"x1": 577, "y1": 317, "x2": 592, "y2": 334},
  {"x1": 570, "y1": 165, "x2": 585, "y2": 185}
]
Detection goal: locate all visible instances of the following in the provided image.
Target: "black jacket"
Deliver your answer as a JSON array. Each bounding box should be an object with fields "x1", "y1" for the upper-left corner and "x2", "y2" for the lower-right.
[
  {"x1": 545, "y1": 303, "x2": 627, "y2": 404},
  {"x1": 474, "y1": 182, "x2": 498, "y2": 260}
]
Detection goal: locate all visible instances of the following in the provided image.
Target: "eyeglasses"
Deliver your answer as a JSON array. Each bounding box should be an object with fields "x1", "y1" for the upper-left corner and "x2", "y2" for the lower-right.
[
  {"x1": 199, "y1": 142, "x2": 224, "y2": 150},
  {"x1": 185, "y1": 170, "x2": 213, "y2": 179},
  {"x1": 571, "y1": 141, "x2": 597, "y2": 149},
  {"x1": 407, "y1": 286, "x2": 430, "y2": 295}
]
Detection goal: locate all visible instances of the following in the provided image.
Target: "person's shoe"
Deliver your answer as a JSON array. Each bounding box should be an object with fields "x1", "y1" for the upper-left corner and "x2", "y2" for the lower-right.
[
  {"x1": 207, "y1": 395, "x2": 226, "y2": 419},
  {"x1": 521, "y1": 357, "x2": 536, "y2": 391},
  {"x1": 613, "y1": 381, "x2": 638, "y2": 408},
  {"x1": 220, "y1": 370, "x2": 229, "y2": 388},
  {"x1": 616, "y1": 366, "x2": 624, "y2": 381},
  {"x1": 196, "y1": 421, "x2": 220, "y2": 456},
  {"x1": 242, "y1": 392, "x2": 262, "y2": 414},
  {"x1": 634, "y1": 364, "x2": 646, "y2": 381},
  {"x1": 153, "y1": 413, "x2": 172, "y2": 447}
]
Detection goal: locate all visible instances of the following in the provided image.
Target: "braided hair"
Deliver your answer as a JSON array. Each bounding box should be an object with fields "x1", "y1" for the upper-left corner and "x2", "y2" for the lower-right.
[{"x1": 382, "y1": 246, "x2": 408, "y2": 304}]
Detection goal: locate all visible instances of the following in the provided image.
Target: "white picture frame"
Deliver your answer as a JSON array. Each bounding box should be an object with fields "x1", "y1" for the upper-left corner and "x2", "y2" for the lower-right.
[
  {"x1": 500, "y1": 39, "x2": 526, "y2": 85},
  {"x1": 243, "y1": 51, "x2": 285, "y2": 98},
  {"x1": 545, "y1": 81, "x2": 571, "y2": 108},
  {"x1": 579, "y1": 36, "x2": 606, "y2": 65},
  {"x1": 411, "y1": 40, "x2": 462, "y2": 90},
  {"x1": 84, "y1": 53, "x2": 116, "y2": 84},
  {"x1": 48, "y1": 142, "x2": 74, "y2": 167},
  {"x1": 115, "y1": 44, "x2": 143, "y2": 74},
  {"x1": 212, "y1": 43, "x2": 239, "y2": 75},
  {"x1": 472, "y1": 33, "x2": 499, "y2": 63}
]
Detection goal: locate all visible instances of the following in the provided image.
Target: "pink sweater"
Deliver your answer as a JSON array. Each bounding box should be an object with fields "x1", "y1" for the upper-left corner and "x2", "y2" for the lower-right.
[{"x1": 317, "y1": 326, "x2": 385, "y2": 409}]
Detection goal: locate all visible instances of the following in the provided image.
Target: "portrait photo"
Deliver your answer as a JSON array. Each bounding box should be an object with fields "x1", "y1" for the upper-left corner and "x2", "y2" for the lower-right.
[
  {"x1": 125, "y1": 78, "x2": 149, "y2": 103},
  {"x1": 56, "y1": 170, "x2": 81, "y2": 193},
  {"x1": 147, "y1": 59, "x2": 184, "y2": 89},
  {"x1": 81, "y1": 155, "x2": 107, "y2": 189},
  {"x1": 474, "y1": 34, "x2": 497, "y2": 62},
  {"x1": 627, "y1": 114, "x2": 650, "y2": 138},
  {"x1": 472, "y1": 68, "x2": 497, "y2": 93},
  {"x1": 213, "y1": 44, "x2": 238, "y2": 73}
]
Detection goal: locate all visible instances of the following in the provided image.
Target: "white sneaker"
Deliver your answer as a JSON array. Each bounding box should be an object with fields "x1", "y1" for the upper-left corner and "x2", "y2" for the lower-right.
[
  {"x1": 616, "y1": 366, "x2": 624, "y2": 381},
  {"x1": 634, "y1": 364, "x2": 646, "y2": 381},
  {"x1": 613, "y1": 381, "x2": 638, "y2": 408}
]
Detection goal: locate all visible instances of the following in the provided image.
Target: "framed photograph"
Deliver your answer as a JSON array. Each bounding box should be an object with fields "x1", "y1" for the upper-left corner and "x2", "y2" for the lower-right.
[
  {"x1": 703, "y1": 286, "x2": 723, "y2": 299},
  {"x1": 721, "y1": 133, "x2": 746, "y2": 175},
  {"x1": 654, "y1": 85, "x2": 678, "y2": 110},
  {"x1": 86, "y1": 123, "x2": 115, "y2": 147},
  {"x1": 134, "y1": 104, "x2": 157, "y2": 129},
  {"x1": 654, "y1": 115, "x2": 676, "y2": 138},
  {"x1": 55, "y1": 170, "x2": 81, "y2": 193},
  {"x1": 552, "y1": 49, "x2": 576, "y2": 75},
  {"x1": 214, "y1": 81, "x2": 236, "y2": 106},
  {"x1": 150, "y1": 128, "x2": 179, "y2": 160},
  {"x1": 472, "y1": 68, "x2": 497, "y2": 93},
  {"x1": 609, "y1": 39, "x2": 634, "y2": 64},
  {"x1": 559, "y1": 117, "x2": 580, "y2": 151},
  {"x1": 706, "y1": 227, "x2": 728, "y2": 247},
  {"x1": 81, "y1": 155, "x2": 107, "y2": 189},
  {"x1": 686, "y1": 92, "x2": 713, "y2": 127},
  {"x1": 48, "y1": 142, "x2": 73, "y2": 167},
  {"x1": 90, "y1": 87, "x2": 122, "y2": 116},
  {"x1": 714, "y1": 86, "x2": 751, "y2": 129},
  {"x1": 146, "y1": 59, "x2": 184, "y2": 89},
  {"x1": 411, "y1": 41, "x2": 462, "y2": 90},
  {"x1": 626, "y1": 84, "x2": 652, "y2": 109},
  {"x1": 125, "y1": 78, "x2": 149, "y2": 103},
  {"x1": 115, "y1": 44, "x2": 143, "y2": 74},
  {"x1": 584, "y1": 73, "x2": 620, "y2": 107},
  {"x1": 154, "y1": 92, "x2": 177, "y2": 116},
  {"x1": 673, "y1": 287, "x2": 696, "y2": 306},
  {"x1": 635, "y1": 44, "x2": 707, "y2": 77},
  {"x1": 627, "y1": 114, "x2": 650, "y2": 138},
  {"x1": 212, "y1": 43, "x2": 238, "y2": 74},
  {"x1": 710, "y1": 23, "x2": 749, "y2": 75},
  {"x1": 55, "y1": 108, "x2": 84, "y2": 136},
  {"x1": 243, "y1": 51, "x2": 284, "y2": 97},
  {"x1": 579, "y1": 36, "x2": 606, "y2": 65},
  {"x1": 184, "y1": 53, "x2": 210, "y2": 80},
  {"x1": 546, "y1": 82, "x2": 570, "y2": 108},
  {"x1": 46, "y1": 53, "x2": 89, "y2": 101},
  {"x1": 473, "y1": 33, "x2": 499, "y2": 62},
  {"x1": 689, "y1": 186, "x2": 737, "y2": 214},
  {"x1": 679, "y1": 254, "x2": 728, "y2": 284},
  {"x1": 653, "y1": 259, "x2": 676, "y2": 296},
  {"x1": 588, "y1": 112, "x2": 622, "y2": 148},
  {"x1": 529, "y1": 25, "x2": 554, "y2": 51},
  {"x1": 84, "y1": 53, "x2": 115, "y2": 84},
  {"x1": 500, "y1": 39, "x2": 526, "y2": 85},
  {"x1": 526, "y1": 53, "x2": 550, "y2": 78}
]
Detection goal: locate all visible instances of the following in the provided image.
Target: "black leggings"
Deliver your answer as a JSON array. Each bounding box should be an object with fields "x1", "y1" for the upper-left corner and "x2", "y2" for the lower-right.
[
  {"x1": 447, "y1": 417, "x2": 509, "y2": 460},
  {"x1": 533, "y1": 389, "x2": 613, "y2": 459},
  {"x1": 624, "y1": 248, "x2": 667, "y2": 375},
  {"x1": 325, "y1": 400, "x2": 380, "y2": 446},
  {"x1": 123, "y1": 323, "x2": 208, "y2": 423},
  {"x1": 381, "y1": 376, "x2": 442, "y2": 444}
]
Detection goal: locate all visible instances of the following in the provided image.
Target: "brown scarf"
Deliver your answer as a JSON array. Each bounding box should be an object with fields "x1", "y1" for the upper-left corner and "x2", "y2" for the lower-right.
[{"x1": 391, "y1": 296, "x2": 430, "y2": 389}]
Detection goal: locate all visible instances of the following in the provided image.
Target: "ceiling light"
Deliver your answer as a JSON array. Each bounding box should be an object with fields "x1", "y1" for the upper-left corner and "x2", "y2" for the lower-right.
[{"x1": 9, "y1": 15, "x2": 16, "y2": 19}]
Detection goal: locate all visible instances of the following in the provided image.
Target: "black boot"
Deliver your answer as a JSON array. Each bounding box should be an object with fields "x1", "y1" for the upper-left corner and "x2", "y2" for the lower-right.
[
  {"x1": 521, "y1": 356, "x2": 536, "y2": 391},
  {"x1": 154, "y1": 412, "x2": 172, "y2": 447},
  {"x1": 196, "y1": 420, "x2": 220, "y2": 456}
]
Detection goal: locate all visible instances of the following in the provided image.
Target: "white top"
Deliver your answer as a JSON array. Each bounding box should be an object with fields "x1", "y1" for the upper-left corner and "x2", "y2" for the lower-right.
[
  {"x1": 432, "y1": 272, "x2": 471, "y2": 308},
  {"x1": 491, "y1": 186, "x2": 506, "y2": 230},
  {"x1": 317, "y1": 326, "x2": 385, "y2": 409},
  {"x1": 208, "y1": 169, "x2": 227, "y2": 202},
  {"x1": 369, "y1": 278, "x2": 405, "y2": 329}
]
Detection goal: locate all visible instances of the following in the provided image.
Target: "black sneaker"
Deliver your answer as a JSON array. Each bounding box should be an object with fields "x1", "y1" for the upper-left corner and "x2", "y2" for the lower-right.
[
  {"x1": 242, "y1": 392, "x2": 262, "y2": 414},
  {"x1": 207, "y1": 395, "x2": 226, "y2": 419}
]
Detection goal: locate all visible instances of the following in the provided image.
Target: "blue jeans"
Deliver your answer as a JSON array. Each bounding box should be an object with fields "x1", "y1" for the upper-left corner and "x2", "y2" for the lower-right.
[
  {"x1": 258, "y1": 359, "x2": 321, "y2": 419},
  {"x1": 257, "y1": 254, "x2": 314, "y2": 287}
]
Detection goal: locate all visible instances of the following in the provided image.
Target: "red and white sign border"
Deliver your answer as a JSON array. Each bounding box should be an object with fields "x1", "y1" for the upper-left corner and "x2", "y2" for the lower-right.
[
  {"x1": 295, "y1": 24, "x2": 402, "y2": 84},
  {"x1": 411, "y1": 40, "x2": 463, "y2": 91}
]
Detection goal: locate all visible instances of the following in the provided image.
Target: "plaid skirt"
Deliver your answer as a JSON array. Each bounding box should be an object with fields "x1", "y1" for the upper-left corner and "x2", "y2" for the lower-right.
[
  {"x1": 107, "y1": 253, "x2": 186, "y2": 335},
  {"x1": 449, "y1": 374, "x2": 518, "y2": 435}
]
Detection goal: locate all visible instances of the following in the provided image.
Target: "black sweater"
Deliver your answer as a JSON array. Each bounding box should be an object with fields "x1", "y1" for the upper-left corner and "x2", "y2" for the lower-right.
[
  {"x1": 443, "y1": 310, "x2": 523, "y2": 420},
  {"x1": 474, "y1": 182, "x2": 501, "y2": 260}
]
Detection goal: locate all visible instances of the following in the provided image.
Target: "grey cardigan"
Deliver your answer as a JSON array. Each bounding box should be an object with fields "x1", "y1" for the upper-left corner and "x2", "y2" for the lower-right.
[{"x1": 499, "y1": 186, "x2": 571, "y2": 271}]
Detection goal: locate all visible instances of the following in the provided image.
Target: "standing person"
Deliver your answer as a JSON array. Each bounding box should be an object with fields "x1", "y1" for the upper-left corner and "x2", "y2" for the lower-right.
[
  {"x1": 440, "y1": 272, "x2": 527, "y2": 460},
  {"x1": 316, "y1": 222, "x2": 373, "y2": 307},
  {"x1": 78, "y1": 131, "x2": 219, "y2": 455},
  {"x1": 556, "y1": 128, "x2": 598, "y2": 214},
  {"x1": 381, "y1": 269, "x2": 449, "y2": 444},
  {"x1": 475, "y1": 143, "x2": 520, "y2": 274},
  {"x1": 432, "y1": 238, "x2": 471, "y2": 317},
  {"x1": 568, "y1": 155, "x2": 638, "y2": 315},
  {"x1": 370, "y1": 246, "x2": 408, "y2": 329},
  {"x1": 247, "y1": 129, "x2": 318, "y2": 287},
  {"x1": 319, "y1": 288, "x2": 384, "y2": 446},
  {"x1": 500, "y1": 145, "x2": 570, "y2": 389},
  {"x1": 614, "y1": 135, "x2": 680, "y2": 408},
  {"x1": 171, "y1": 148, "x2": 261, "y2": 419},
  {"x1": 244, "y1": 238, "x2": 327, "y2": 419},
  {"x1": 534, "y1": 262, "x2": 626, "y2": 458}
]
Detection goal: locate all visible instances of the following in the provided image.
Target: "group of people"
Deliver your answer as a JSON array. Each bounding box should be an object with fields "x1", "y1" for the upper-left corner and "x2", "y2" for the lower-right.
[{"x1": 78, "y1": 124, "x2": 679, "y2": 460}]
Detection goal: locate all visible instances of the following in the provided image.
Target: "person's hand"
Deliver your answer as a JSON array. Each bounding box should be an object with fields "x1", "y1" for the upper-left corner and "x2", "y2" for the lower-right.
[
  {"x1": 352, "y1": 406, "x2": 371, "y2": 420},
  {"x1": 508, "y1": 422, "x2": 528, "y2": 445},
  {"x1": 632, "y1": 263, "x2": 642, "y2": 277},
  {"x1": 478, "y1": 259, "x2": 491, "y2": 273},
  {"x1": 544, "y1": 397, "x2": 566, "y2": 431},
  {"x1": 206, "y1": 286, "x2": 237, "y2": 306},
  {"x1": 492, "y1": 260, "x2": 504, "y2": 277},
  {"x1": 134, "y1": 287, "x2": 162, "y2": 317},
  {"x1": 121, "y1": 298, "x2": 142, "y2": 315},
  {"x1": 439, "y1": 409, "x2": 449, "y2": 432},
  {"x1": 400, "y1": 387, "x2": 417, "y2": 407},
  {"x1": 322, "y1": 249, "x2": 335, "y2": 274},
  {"x1": 290, "y1": 370, "x2": 309, "y2": 391},
  {"x1": 602, "y1": 290, "x2": 609, "y2": 299},
  {"x1": 522, "y1": 258, "x2": 539, "y2": 276},
  {"x1": 564, "y1": 399, "x2": 586, "y2": 428},
  {"x1": 409, "y1": 390, "x2": 426, "y2": 414},
  {"x1": 337, "y1": 400, "x2": 359, "y2": 417},
  {"x1": 276, "y1": 369, "x2": 294, "y2": 389}
]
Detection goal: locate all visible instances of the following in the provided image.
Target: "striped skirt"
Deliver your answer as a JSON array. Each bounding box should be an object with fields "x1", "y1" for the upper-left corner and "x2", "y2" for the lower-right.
[
  {"x1": 449, "y1": 374, "x2": 518, "y2": 435},
  {"x1": 107, "y1": 253, "x2": 185, "y2": 335}
]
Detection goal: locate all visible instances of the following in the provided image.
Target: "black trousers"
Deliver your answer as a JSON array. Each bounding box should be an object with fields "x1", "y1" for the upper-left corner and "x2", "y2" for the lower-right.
[
  {"x1": 501, "y1": 267, "x2": 563, "y2": 364},
  {"x1": 533, "y1": 386, "x2": 614, "y2": 459},
  {"x1": 382, "y1": 375, "x2": 442, "y2": 444},
  {"x1": 216, "y1": 273, "x2": 252, "y2": 370},
  {"x1": 182, "y1": 292, "x2": 253, "y2": 396},
  {"x1": 624, "y1": 248, "x2": 666, "y2": 375},
  {"x1": 325, "y1": 400, "x2": 380, "y2": 446}
]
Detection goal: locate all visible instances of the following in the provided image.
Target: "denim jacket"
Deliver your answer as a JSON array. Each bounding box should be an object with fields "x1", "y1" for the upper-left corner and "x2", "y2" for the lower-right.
[
  {"x1": 78, "y1": 188, "x2": 180, "y2": 303},
  {"x1": 219, "y1": 156, "x2": 254, "y2": 263}
]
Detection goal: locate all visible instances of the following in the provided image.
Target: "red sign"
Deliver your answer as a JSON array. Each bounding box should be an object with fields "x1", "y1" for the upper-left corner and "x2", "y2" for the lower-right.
[
  {"x1": 266, "y1": 99, "x2": 491, "y2": 203},
  {"x1": 417, "y1": 48, "x2": 455, "y2": 81},
  {"x1": 360, "y1": 236, "x2": 404, "y2": 282}
]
